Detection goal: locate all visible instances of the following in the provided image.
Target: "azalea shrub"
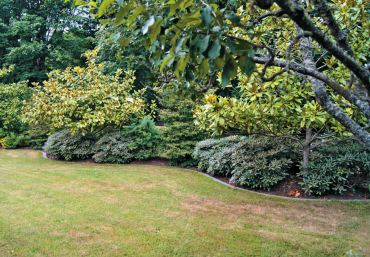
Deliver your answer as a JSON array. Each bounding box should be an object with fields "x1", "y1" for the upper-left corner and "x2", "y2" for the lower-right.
[{"x1": 24, "y1": 49, "x2": 146, "y2": 134}]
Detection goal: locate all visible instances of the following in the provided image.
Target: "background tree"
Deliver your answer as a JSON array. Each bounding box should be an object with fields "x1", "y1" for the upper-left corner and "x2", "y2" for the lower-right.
[{"x1": 0, "y1": 0, "x2": 97, "y2": 83}]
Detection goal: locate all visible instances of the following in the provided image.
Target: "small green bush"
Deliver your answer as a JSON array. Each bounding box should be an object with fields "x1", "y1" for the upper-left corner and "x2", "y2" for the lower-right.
[
  {"x1": 1, "y1": 133, "x2": 28, "y2": 149},
  {"x1": 194, "y1": 135, "x2": 295, "y2": 190},
  {"x1": 159, "y1": 90, "x2": 208, "y2": 167},
  {"x1": 92, "y1": 131, "x2": 133, "y2": 163},
  {"x1": 299, "y1": 138, "x2": 370, "y2": 195},
  {"x1": 44, "y1": 130, "x2": 95, "y2": 161},
  {"x1": 123, "y1": 117, "x2": 161, "y2": 160}
]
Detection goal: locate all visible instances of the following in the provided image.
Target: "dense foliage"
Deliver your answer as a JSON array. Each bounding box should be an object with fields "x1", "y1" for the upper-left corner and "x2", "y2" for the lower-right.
[
  {"x1": 194, "y1": 135, "x2": 296, "y2": 190},
  {"x1": 0, "y1": 0, "x2": 96, "y2": 83},
  {"x1": 299, "y1": 138, "x2": 370, "y2": 195},
  {"x1": 79, "y1": 0, "x2": 370, "y2": 147},
  {"x1": 44, "y1": 129, "x2": 95, "y2": 161},
  {"x1": 159, "y1": 88, "x2": 207, "y2": 166},
  {"x1": 92, "y1": 131, "x2": 133, "y2": 163},
  {"x1": 24, "y1": 49, "x2": 146, "y2": 134},
  {"x1": 123, "y1": 117, "x2": 161, "y2": 160}
]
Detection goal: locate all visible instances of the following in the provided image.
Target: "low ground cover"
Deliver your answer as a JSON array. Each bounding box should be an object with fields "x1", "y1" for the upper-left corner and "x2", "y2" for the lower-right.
[{"x1": 0, "y1": 150, "x2": 369, "y2": 256}]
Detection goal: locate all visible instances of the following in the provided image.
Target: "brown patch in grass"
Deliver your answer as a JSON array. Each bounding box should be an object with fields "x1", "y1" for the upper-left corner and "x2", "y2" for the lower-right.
[{"x1": 182, "y1": 195, "x2": 346, "y2": 233}]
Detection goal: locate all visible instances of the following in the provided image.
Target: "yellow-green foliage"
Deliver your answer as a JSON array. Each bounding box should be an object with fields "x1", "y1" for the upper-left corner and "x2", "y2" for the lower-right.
[
  {"x1": 194, "y1": 68, "x2": 361, "y2": 136},
  {"x1": 0, "y1": 66, "x2": 14, "y2": 78},
  {"x1": 24, "y1": 49, "x2": 145, "y2": 133}
]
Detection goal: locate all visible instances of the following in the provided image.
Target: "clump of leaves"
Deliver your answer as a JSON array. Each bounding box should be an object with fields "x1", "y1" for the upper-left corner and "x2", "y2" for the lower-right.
[{"x1": 24, "y1": 49, "x2": 145, "y2": 134}]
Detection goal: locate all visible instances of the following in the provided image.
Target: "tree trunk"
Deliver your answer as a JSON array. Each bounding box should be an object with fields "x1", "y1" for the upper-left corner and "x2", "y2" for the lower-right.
[
  {"x1": 298, "y1": 29, "x2": 370, "y2": 148},
  {"x1": 302, "y1": 127, "x2": 312, "y2": 169}
]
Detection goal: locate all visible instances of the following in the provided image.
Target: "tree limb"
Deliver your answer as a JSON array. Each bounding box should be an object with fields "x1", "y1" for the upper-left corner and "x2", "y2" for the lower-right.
[{"x1": 273, "y1": 0, "x2": 370, "y2": 92}]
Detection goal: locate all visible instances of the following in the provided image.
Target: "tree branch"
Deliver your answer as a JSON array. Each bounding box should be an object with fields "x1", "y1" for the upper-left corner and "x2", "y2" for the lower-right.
[
  {"x1": 253, "y1": 55, "x2": 370, "y2": 119},
  {"x1": 273, "y1": 0, "x2": 370, "y2": 92}
]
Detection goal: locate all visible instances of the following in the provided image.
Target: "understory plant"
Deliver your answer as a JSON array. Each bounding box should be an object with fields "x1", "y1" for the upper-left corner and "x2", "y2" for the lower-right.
[
  {"x1": 194, "y1": 135, "x2": 296, "y2": 190},
  {"x1": 44, "y1": 129, "x2": 95, "y2": 161},
  {"x1": 299, "y1": 138, "x2": 370, "y2": 195}
]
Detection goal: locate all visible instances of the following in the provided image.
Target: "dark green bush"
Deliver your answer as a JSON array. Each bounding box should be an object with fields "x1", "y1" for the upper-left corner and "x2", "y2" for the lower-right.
[
  {"x1": 1, "y1": 133, "x2": 28, "y2": 149},
  {"x1": 230, "y1": 136, "x2": 294, "y2": 190},
  {"x1": 194, "y1": 135, "x2": 295, "y2": 190},
  {"x1": 44, "y1": 129, "x2": 95, "y2": 161},
  {"x1": 299, "y1": 138, "x2": 370, "y2": 195},
  {"x1": 92, "y1": 131, "x2": 133, "y2": 163},
  {"x1": 123, "y1": 117, "x2": 161, "y2": 160}
]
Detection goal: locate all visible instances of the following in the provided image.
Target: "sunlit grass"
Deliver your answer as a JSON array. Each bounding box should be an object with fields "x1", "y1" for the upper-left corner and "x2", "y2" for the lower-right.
[{"x1": 0, "y1": 149, "x2": 369, "y2": 256}]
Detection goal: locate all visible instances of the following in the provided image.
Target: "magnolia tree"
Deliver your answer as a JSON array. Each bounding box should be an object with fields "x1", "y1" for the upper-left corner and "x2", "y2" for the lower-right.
[
  {"x1": 24, "y1": 49, "x2": 145, "y2": 134},
  {"x1": 74, "y1": 0, "x2": 369, "y2": 147},
  {"x1": 194, "y1": 68, "x2": 366, "y2": 166}
]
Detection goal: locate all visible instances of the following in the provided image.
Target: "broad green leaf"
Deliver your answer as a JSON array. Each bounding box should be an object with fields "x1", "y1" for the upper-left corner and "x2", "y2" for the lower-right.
[
  {"x1": 160, "y1": 53, "x2": 175, "y2": 72},
  {"x1": 193, "y1": 35, "x2": 210, "y2": 54},
  {"x1": 199, "y1": 58, "x2": 210, "y2": 77},
  {"x1": 127, "y1": 4, "x2": 145, "y2": 27},
  {"x1": 148, "y1": 19, "x2": 163, "y2": 43},
  {"x1": 238, "y1": 55, "x2": 255, "y2": 76},
  {"x1": 225, "y1": 12, "x2": 241, "y2": 25},
  {"x1": 221, "y1": 57, "x2": 237, "y2": 86},
  {"x1": 208, "y1": 40, "x2": 221, "y2": 59},
  {"x1": 201, "y1": 6, "x2": 213, "y2": 26},
  {"x1": 175, "y1": 54, "x2": 189, "y2": 79}
]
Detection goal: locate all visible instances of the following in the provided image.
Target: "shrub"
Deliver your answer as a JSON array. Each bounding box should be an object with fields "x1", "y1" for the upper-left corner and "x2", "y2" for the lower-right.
[
  {"x1": 0, "y1": 133, "x2": 28, "y2": 149},
  {"x1": 230, "y1": 136, "x2": 294, "y2": 190},
  {"x1": 0, "y1": 81, "x2": 32, "y2": 137},
  {"x1": 123, "y1": 117, "x2": 161, "y2": 160},
  {"x1": 194, "y1": 135, "x2": 295, "y2": 190},
  {"x1": 92, "y1": 131, "x2": 133, "y2": 163},
  {"x1": 23, "y1": 49, "x2": 145, "y2": 134},
  {"x1": 299, "y1": 138, "x2": 370, "y2": 195},
  {"x1": 44, "y1": 130, "x2": 95, "y2": 161},
  {"x1": 193, "y1": 136, "x2": 246, "y2": 176},
  {"x1": 160, "y1": 90, "x2": 208, "y2": 167}
]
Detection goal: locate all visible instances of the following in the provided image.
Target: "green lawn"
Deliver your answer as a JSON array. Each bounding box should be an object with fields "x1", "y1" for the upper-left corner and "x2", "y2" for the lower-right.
[{"x1": 0, "y1": 150, "x2": 369, "y2": 257}]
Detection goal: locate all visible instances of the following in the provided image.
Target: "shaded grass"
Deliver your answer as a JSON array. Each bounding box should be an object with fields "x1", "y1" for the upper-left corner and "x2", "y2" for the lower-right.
[{"x1": 0, "y1": 149, "x2": 369, "y2": 256}]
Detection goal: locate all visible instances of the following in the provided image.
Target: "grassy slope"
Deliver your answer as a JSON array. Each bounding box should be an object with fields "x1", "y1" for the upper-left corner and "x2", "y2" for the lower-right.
[{"x1": 0, "y1": 150, "x2": 369, "y2": 257}]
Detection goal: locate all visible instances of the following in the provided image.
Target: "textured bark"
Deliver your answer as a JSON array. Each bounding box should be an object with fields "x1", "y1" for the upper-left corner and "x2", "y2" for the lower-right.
[
  {"x1": 299, "y1": 34, "x2": 370, "y2": 148},
  {"x1": 302, "y1": 127, "x2": 312, "y2": 169}
]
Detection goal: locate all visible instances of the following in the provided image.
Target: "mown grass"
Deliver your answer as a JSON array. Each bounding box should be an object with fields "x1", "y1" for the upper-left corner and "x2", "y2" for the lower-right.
[{"x1": 0, "y1": 149, "x2": 369, "y2": 257}]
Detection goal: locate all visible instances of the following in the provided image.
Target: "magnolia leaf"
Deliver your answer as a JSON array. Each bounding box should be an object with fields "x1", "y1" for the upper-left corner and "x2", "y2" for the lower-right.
[
  {"x1": 208, "y1": 40, "x2": 221, "y2": 59},
  {"x1": 238, "y1": 55, "x2": 255, "y2": 76},
  {"x1": 201, "y1": 6, "x2": 213, "y2": 26},
  {"x1": 160, "y1": 53, "x2": 175, "y2": 72},
  {"x1": 222, "y1": 57, "x2": 237, "y2": 86},
  {"x1": 175, "y1": 54, "x2": 189, "y2": 79},
  {"x1": 199, "y1": 58, "x2": 210, "y2": 76},
  {"x1": 193, "y1": 35, "x2": 210, "y2": 54}
]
